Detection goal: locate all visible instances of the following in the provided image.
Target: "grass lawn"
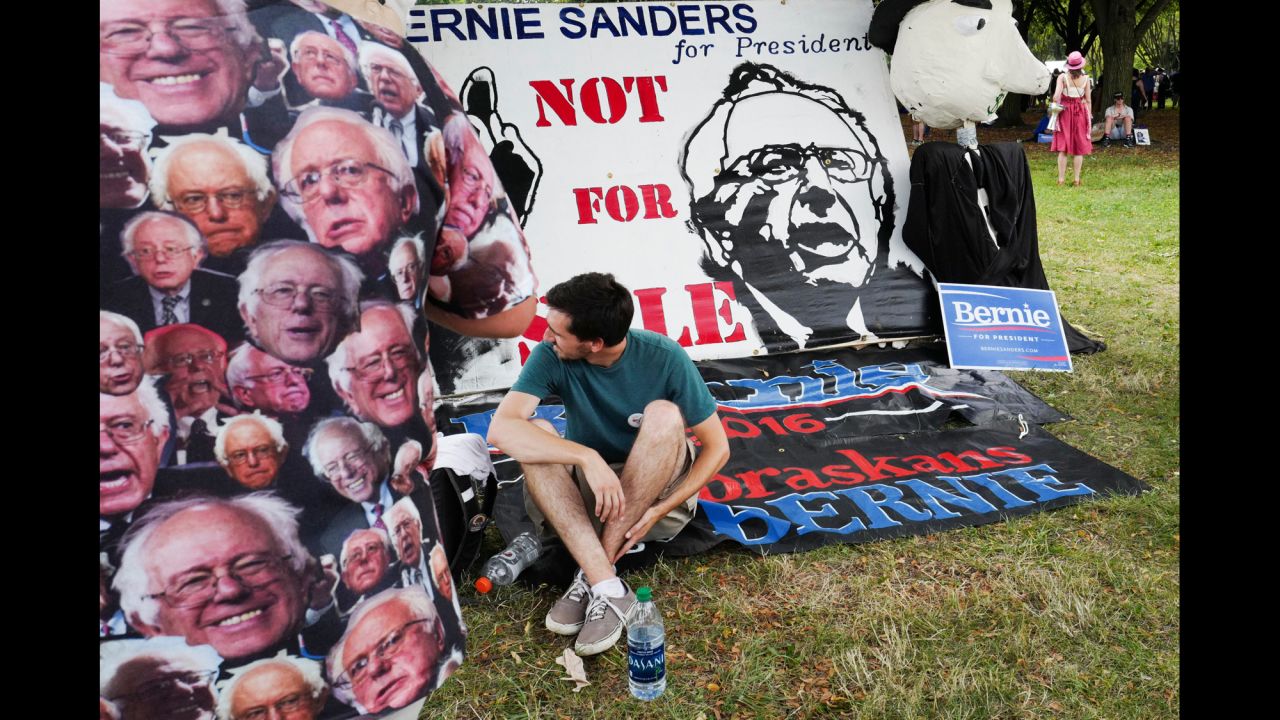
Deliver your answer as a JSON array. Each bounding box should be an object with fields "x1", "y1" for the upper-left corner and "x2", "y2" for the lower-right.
[{"x1": 424, "y1": 109, "x2": 1180, "y2": 719}]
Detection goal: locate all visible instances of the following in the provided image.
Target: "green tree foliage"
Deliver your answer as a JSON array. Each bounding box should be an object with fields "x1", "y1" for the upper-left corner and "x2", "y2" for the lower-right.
[
  {"x1": 1135, "y1": 0, "x2": 1179, "y2": 70},
  {"x1": 1089, "y1": 0, "x2": 1175, "y2": 106}
]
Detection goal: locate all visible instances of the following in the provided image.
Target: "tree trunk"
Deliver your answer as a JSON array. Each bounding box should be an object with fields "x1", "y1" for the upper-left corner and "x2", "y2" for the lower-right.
[
  {"x1": 989, "y1": 93, "x2": 1028, "y2": 127},
  {"x1": 1090, "y1": 0, "x2": 1175, "y2": 105}
]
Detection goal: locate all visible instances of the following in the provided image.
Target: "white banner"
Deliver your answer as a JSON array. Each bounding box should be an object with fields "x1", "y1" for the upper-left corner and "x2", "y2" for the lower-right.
[{"x1": 410, "y1": 0, "x2": 932, "y2": 395}]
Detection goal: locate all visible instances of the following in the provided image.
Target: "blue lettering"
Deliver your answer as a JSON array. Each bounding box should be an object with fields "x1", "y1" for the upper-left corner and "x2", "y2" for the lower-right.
[
  {"x1": 559, "y1": 7, "x2": 586, "y2": 39},
  {"x1": 856, "y1": 362, "x2": 929, "y2": 391},
  {"x1": 467, "y1": 7, "x2": 500, "y2": 40},
  {"x1": 709, "y1": 362, "x2": 933, "y2": 411},
  {"x1": 699, "y1": 501, "x2": 790, "y2": 545},
  {"x1": 732, "y1": 3, "x2": 757, "y2": 33},
  {"x1": 833, "y1": 484, "x2": 932, "y2": 528},
  {"x1": 715, "y1": 375, "x2": 827, "y2": 409},
  {"x1": 808, "y1": 359, "x2": 859, "y2": 396},
  {"x1": 589, "y1": 8, "x2": 620, "y2": 38},
  {"x1": 896, "y1": 478, "x2": 999, "y2": 519},
  {"x1": 676, "y1": 4, "x2": 705, "y2": 34},
  {"x1": 945, "y1": 473, "x2": 1035, "y2": 509},
  {"x1": 514, "y1": 8, "x2": 544, "y2": 39},
  {"x1": 993, "y1": 464, "x2": 1096, "y2": 502},
  {"x1": 765, "y1": 491, "x2": 866, "y2": 535},
  {"x1": 705, "y1": 4, "x2": 732, "y2": 33},
  {"x1": 615, "y1": 6, "x2": 647, "y2": 36},
  {"x1": 430, "y1": 9, "x2": 464, "y2": 42},
  {"x1": 648, "y1": 6, "x2": 677, "y2": 36}
]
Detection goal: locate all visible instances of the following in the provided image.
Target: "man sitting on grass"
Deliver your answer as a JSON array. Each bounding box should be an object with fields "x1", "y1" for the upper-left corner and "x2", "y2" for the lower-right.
[
  {"x1": 487, "y1": 272, "x2": 729, "y2": 656},
  {"x1": 1101, "y1": 93, "x2": 1136, "y2": 148}
]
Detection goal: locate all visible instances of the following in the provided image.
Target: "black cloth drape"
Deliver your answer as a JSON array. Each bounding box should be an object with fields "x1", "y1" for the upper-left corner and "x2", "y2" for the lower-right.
[{"x1": 903, "y1": 141, "x2": 1105, "y2": 354}]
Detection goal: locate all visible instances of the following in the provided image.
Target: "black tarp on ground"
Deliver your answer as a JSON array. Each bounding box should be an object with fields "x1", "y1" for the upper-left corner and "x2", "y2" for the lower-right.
[{"x1": 438, "y1": 346, "x2": 1142, "y2": 586}]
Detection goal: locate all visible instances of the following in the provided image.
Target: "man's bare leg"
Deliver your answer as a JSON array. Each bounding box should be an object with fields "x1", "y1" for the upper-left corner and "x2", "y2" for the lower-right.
[
  {"x1": 601, "y1": 400, "x2": 688, "y2": 559},
  {"x1": 521, "y1": 419, "x2": 615, "y2": 585}
]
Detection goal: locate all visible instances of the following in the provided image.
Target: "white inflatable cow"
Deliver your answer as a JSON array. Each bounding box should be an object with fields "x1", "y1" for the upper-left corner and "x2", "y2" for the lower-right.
[{"x1": 869, "y1": 0, "x2": 1048, "y2": 145}]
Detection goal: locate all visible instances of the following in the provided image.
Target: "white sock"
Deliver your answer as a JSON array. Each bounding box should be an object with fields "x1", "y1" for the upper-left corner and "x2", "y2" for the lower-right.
[{"x1": 591, "y1": 577, "x2": 626, "y2": 598}]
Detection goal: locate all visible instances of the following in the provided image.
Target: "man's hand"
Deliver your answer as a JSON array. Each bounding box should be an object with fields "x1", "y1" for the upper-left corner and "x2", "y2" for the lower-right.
[
  {"x1": 582, "y1": 455, "x2": 625, "y2": 524},
  {"x1": 612, "y1": 505, "x2": 663, "y2": 563},
  {"x1": 252, "y1": 38, "x2": 289, "y2": 92},
  {"x1": 305, "y1": 556, "x2": 339, "y2": 612}
]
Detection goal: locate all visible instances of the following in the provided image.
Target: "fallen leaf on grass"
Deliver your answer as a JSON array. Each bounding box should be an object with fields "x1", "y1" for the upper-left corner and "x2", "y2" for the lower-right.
[
  {"x1": 554, "y1": 648, "x2": 591, "y2": 692},
  {"x1": 707, "y1": 682, "x2": 721, "y2": 692}
]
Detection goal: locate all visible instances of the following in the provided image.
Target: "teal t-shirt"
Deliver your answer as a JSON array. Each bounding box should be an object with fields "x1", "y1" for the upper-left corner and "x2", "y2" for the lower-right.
[{"x1": 510, "y1": 329, "x2": 718, "y2": 463}]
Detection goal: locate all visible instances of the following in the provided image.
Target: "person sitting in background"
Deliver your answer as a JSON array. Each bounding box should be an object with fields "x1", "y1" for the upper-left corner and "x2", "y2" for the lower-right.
[{"x1": 1101, "y1": 93, "x2": 1136, "y2": 148}]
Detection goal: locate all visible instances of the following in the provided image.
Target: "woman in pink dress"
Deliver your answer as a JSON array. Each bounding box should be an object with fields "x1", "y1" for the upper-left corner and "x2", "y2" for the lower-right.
[{"x1": 1051, "y1": 51, "x2": 1093, "y2": 186}]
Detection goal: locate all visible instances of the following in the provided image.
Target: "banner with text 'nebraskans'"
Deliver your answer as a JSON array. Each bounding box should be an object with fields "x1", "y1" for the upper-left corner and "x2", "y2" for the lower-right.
[{"x1": 441, "y1": 346, "x2": 1144, "y2": 556}]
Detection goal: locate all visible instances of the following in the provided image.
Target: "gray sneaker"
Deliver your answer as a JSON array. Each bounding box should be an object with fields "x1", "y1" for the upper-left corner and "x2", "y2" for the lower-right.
[
  {"x1": 574, "y1": 583, "x2": 638, "y2": 656},
  {"x1": 545, "y1": 570, "x2": 590, "y2": 636}
]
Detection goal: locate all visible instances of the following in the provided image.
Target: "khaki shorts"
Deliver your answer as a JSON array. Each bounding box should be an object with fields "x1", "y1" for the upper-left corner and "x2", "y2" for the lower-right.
[{"x1": 524, "y1": 437, "x2": 699, "y2": 544}]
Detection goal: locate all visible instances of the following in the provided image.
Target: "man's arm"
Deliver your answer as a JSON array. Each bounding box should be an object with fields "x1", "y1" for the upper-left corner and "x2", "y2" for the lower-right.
[
  {"x1": 488, "y1": 389, "x2": 591, "y2": 466},
  {"x1": 487, "y1": 389, "x2": 627, "y2": 522},
  {"x1": 424, "y1": 295, "x2": 536, "y2": 339},
  {"x1": 612, "y1": 411, "x2": 730, "y2": 561}
]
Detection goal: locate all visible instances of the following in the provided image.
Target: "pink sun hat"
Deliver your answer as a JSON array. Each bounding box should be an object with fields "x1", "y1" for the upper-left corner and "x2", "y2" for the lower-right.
[{"x1": 1066, "y1": 51, "x2": 1086, "y2": 70}]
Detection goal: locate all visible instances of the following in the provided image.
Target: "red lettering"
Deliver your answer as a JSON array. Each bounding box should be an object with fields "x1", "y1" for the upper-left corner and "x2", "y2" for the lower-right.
[
  {"x1": 834, "y1": 450, "x2": 915, "y2": 481},
  {"x1": 711, "y1": 281, "x2": 746, "y2": 344},
  {"x1": 903, "y1": 454, "x2": 953, "y2": 474},
  {"x1": 782, "y1": 413, "x2": 825, "y2": 433},
  {"x1": 686, "y1": 282, "x2": 722, "y2": 345},
  {"x1": 700, "y1": 473, "x2": 742, "y2": 502},
  {"x1": 686, "y1": 281, "x2": 746, "y2": 346},
  {"x1": 936, "y1": 451, "x2": 1003, "y2": 472},
  {"x1": 783, "y1": 467, "x2": 830, "y2": 491},
  {"x1": 735, "y1": 468, "x2": 779, "y2": 499},
  {"x1": 638, "y1": 183, "x2": 678, "y2": 219},
  {"x1": 530, "y1": 76, "x2": 668, "y2": 126},
  {"x1": 633, "y1": 287, "x2": 670, "y2": 337},
  {"x1": 572, "y1": 186, "x2": 604, "y2": 224},
  {"x1": 626, "y1": 75, "x2": 669, "y2": 122},
  {"x1": 530, "y1": 79, "x2": 577, "y2": 127},
  {"x1": 821, "y1": 464, "x2": 867, "y2": 485},
  {"x1": 757, "y1": 417, "x2": 787, "y2": 435},
  {"x1": 604, "y1": 185, "x2": 640, "y2": 221},
  {"x1": 575, "y1": 184, "x2": 676, "y2": 225},
  {"x1": 579, "y1": 77, "x2": 628, "y2": 124},
  {"x1": 986, "y1": 446, "x2": 1034, "y2": 464},
  {"x1": 723, "y1": 416, "x2": 760, "y2": 439}
]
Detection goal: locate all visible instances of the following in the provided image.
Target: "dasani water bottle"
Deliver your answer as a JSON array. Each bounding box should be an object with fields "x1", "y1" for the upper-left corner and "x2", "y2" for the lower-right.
[{"x1": 628, "y1": 585, "x2": 666, "y2": 700}]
